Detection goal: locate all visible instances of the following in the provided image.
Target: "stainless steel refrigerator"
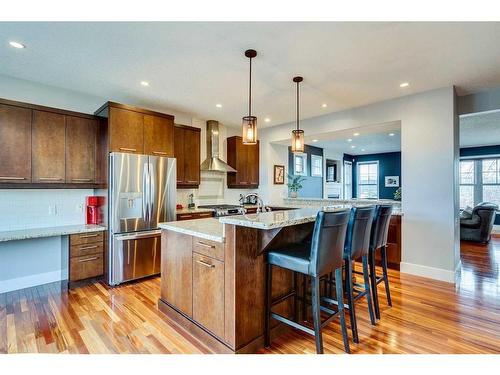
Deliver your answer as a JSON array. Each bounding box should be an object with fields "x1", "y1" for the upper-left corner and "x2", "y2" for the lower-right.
[{"x1": 108, "y1": 152, "x2": 176, "y2": 285}]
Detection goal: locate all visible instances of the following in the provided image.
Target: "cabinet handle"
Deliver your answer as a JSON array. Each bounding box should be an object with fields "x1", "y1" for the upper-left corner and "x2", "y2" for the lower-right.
[
  {"x1": 196, "y1": 259, "x2": 215, "y2": 268},
  {"x1": 72, "y1": 178, "x2": 92, "y2": 182},
  {"x1": 78, "y1": 256, "x2": 99, "y2": 263},
  {"x1": 39, "y1": 177, "x2": 63, "y2": 181},
  {"x1": 80, "y1": 234, "x2": 99, "y2": 238},
  {"x1": 196, "y1": 241, "x2": 215, "y2": 249},
  {"x1": 78, "y1": 245, "x2": 99, "y2": 250},
  {"x1": 119, "y1": 147, "x2": 137, "y2": 152},
  {"x1": 0, "y1": 176, "x2": 26, "y2": 180},
  {"x1": 152, "y1": 151, "x2": 168, "y2": 155},
  {"x1": 186, "y1": 180, "x2": 198, "y2": 183},
  {"x1": 179, "y1": 215, "x2": 192, "y2": 219}
]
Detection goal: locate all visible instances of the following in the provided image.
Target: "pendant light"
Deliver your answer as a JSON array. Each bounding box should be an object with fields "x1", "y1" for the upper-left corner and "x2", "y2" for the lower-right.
[
  {"x1": 242, "y1": 49, "x2": 258, "y2": 145},
  {"x1": 291, "y1": 76, "x2": 304, "y2": 153}
]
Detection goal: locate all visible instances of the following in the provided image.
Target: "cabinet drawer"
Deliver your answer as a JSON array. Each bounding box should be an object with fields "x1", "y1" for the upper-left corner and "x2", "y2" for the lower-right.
[
  {"x1": 192, "y1": 237, "x2": 224, "y2": 262},
  {"x1": 70, "y1": 242, "x2": 103, "y2": 258},
  {"x1": 70, "y1": 231, "x2": 104, "y2": 245},
  {"x1": 70, "y1": 253, "x2": 104, "y2": 281}
]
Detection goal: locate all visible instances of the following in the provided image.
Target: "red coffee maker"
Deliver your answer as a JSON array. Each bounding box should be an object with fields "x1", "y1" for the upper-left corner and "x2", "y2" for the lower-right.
[{"x1": 86, "y1": 196, "x2": 105, "y2": 225}]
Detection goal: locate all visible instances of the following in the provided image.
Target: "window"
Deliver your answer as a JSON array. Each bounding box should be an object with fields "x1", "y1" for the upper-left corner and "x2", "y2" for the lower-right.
[
  {"x1": 357, "y1": 161, "x2": 379, "y2": 199},
  {"x1": 344, "y1": 161, "x2": 352, "y2": 199},
  {"x1": 327, "y1": 166, "x2": 335, "y2": 182},
  {"x1": 293, "y1": 153, "x2": 307, "y2": 176},
  {"x1": 459, "y1": 158, "x2": 500, "y2": 209},
  {"x1": 311, "y1": 155, "x2": 323, "y2": 177}
]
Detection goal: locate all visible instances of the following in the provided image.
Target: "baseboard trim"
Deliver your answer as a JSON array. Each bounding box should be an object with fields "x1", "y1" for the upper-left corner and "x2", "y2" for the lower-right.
[
  {"x1": 400, "y1": 262, "x2": 456, "y2": 283},
  {"x1": 0, "y1": 270, "x2": 64, "y2": 294}
]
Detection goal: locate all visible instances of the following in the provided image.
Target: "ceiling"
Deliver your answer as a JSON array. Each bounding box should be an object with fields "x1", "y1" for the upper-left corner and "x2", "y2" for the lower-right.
[
  {"x1": 1, "y1": 22, "x2": 500, "y2": 127},
  {"x1": 460, "y1": 110, "x2": 500, "y2": 148}
]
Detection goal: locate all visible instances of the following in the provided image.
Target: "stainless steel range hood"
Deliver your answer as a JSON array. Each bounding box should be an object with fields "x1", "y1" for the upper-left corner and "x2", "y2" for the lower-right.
[{"x1": 200, "y1": 120, "x2": 237, "y2": 173}]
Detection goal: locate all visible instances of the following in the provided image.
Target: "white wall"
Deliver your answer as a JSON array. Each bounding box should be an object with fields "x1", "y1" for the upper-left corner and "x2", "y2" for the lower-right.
[{"x1": 258, "y1": 87, "x2": 460, "y2": 283}]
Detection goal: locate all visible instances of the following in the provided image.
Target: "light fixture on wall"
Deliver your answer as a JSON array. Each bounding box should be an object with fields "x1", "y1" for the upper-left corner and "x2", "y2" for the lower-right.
[
  {"x1": 291, "y1": 76, "x2": 304, "y2": 153},
  {"x1": 242, "y1": 49, "x2": 258, "y2": 145}
]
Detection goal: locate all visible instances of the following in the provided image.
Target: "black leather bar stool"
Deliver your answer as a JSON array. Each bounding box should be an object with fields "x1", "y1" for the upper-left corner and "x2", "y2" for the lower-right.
[
  {"x1": 343, "y1": 206, "x2": 376, "y2": 344},
  {"x1": 368, "y1": 204, "x2": 393, "y2": 319},
  {"x1": 264, "y1": 209, "x2": 351, "y2": 354}
]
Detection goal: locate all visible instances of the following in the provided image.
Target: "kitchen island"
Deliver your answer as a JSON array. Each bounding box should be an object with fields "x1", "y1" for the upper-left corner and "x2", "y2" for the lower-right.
[{"x1": 158, "y1": 204, "x2": 402, "y2": 353}]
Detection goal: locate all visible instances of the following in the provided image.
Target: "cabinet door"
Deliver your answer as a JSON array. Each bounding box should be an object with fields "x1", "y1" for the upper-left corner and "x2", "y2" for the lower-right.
[
  {"x1": 109, "y1": 107, "x2": 144, "y2": 154},
  {"x1": 248, "y1": 142, "x2": 259, "y2": 186},
  {"x1": 183, "y1": 129, "x2": 200, "y2": 185},
  {"x1": 0, "y1": 104, "x2": 32, "y2": 183},
  {"x1": 174, "y1": 126, "x2": 185, "y2": 184},
  {"x1": 65, "y1": 116, "x2": 96, "y2": 184},
  {"x1": 161, "y1": 231, "x2": 193, "y2": 317},
  {"x1": 32, "y1": 110, "x2": 66, "y2": 183},
  {"x1": 192, "y1": 252, "x2": 224, "y2": 338},
  {"x1": 236, "y1": 139, "x2": 248, "y2": 185},
  {"x1": 144, "y1": 115, "x2": 174, "y2": 157}
]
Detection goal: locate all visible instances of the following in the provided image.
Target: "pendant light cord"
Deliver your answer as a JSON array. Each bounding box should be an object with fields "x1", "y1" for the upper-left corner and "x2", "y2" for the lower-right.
[
  {"x1": 296, "y1": 80, "x2": 300, "y2": 131},
  {"x1": 249, "y1": 57, "x2": 252, "y2": 117}
]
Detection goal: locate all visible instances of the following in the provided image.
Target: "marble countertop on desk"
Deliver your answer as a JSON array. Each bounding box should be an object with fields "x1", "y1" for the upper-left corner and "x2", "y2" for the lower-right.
[
  {"x1": 159, "y1": 218, "x2": 224, "y2": 242},
  {"x1": 0, "y1": 224, "x2": 106, "y2": 243}
]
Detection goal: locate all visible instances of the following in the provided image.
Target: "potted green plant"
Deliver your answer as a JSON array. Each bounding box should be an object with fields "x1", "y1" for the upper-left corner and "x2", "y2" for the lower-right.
[
  {"x1": 394, "y1": 187, "x2": 401, "y2": 201},
  {"x1": 287, "y1": 174, "x2": 306, "y2": 198}
]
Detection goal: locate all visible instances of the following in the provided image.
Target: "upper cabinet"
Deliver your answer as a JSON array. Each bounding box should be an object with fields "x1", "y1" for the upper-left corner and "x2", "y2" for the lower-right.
[
  {"x1": 0, "y1": 103, "x2": 32, "y2": 183},
  {"x1": 0, "y1": 98, "x2": 100, "y2": 188},
  {"x1": 227, "y1": 136, "x2": 259, "y2": 188},
  {"x1": 32, "y1": 110, "x2": 66, "y2": 183},
  {"x1": 95, "y1": 102, "x2": 175, "y2": 157},
  {"x1": 174, "y1": 125, "x2": 201, "y2": 188}
]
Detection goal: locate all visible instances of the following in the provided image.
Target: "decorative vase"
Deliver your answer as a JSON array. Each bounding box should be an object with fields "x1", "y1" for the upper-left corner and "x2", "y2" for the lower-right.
[{"x1": 290, "y1": 191, "x2": 298, "y2": 198}]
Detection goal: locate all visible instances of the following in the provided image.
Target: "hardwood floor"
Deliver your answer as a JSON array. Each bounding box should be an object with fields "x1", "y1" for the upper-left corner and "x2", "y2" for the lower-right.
[{"x1": 1, "y1": 239, "x2": 499, "y2": 354}]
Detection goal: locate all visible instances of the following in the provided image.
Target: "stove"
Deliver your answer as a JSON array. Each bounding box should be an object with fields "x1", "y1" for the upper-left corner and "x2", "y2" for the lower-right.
[{"x1": 197, "y1": 204, "x2": 246, "y2": 217}]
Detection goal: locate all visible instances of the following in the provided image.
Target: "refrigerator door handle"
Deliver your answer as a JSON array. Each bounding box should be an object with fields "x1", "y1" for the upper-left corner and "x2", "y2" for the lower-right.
[
  {"x1": 149, "y1": 162, "x2": 156, "y2": 223},
  {"x1": 142, "y1": 164, "x2": 149, "y2": 221},
  {"x1": 114, "y1": 230, "x2": 161, "y2": 241}
]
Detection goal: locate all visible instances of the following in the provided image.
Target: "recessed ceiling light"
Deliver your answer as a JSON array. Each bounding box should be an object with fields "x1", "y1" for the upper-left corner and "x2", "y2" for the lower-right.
[
  {"x1": 389, "y1": 133, "x2": 395, "y2": 136},
  {"x1": 264, "y1": 118, "x2": 271, "y2": 123},
  {"x1": 215, "y1": 103, "x2": 222, "y2": 108},
  {"x1": 353, "y1": 132, "x2": 360, "y2": 136},
  {"x1": 400, "y1": 82, "x2": 409, "y2": 88},
  {"x1": 140, "y1": 81, "x2": 150, "y2": 87},
  {"x1": 351, "y1": 145, "x2": 356, "y2": 149},
  {"x1": 312, "y1": 139, "x2": 318, "y2": 143},
  {"x1": 9, "y1": 41, "x2": 25, "y2": 49},
  {"x1": 347, "y1": 138, "x2": 352, "y2": 142},
  {"x1": 321, "y1": 103, "x2": 327, "y2": 108},
  {"x1": 361, "y1": 148, "x2": 365, "y2": 152}
]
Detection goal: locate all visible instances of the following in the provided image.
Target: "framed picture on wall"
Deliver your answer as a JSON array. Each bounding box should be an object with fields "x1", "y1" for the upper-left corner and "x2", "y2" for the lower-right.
[
  {"x1": 274, "y1": 165, "x2": 285, "y2": 184},
  {"x1": 385, "y1": 176, "x2": 400, "y2": 187}
]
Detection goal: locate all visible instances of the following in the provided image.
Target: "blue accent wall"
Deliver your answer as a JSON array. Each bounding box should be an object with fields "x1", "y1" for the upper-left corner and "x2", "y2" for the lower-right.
[
  {"x1": 351, "y1": 152, "x2": 401, "y2": 200},
  {"x1": 288, "y1": 144, "x2": 323, "y2": 198}
]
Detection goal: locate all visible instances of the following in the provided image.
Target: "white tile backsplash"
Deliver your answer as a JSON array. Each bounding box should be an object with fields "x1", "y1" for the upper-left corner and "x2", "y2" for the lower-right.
[{"x1": 0, "y1": 189, "x2": 93, "y2": 231}]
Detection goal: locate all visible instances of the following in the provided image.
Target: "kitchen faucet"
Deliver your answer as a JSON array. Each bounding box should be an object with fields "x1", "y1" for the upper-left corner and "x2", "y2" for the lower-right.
[{"x1": 243, "y1": 193, "x2": 266, "y2": 213}]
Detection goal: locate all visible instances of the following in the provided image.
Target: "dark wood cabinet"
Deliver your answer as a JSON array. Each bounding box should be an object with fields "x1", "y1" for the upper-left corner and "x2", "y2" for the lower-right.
[
  {"x1": 144, "y1": 114, "x2": 174, "y2": 157},
  {"x1": 108, "y1": 107, "x2": 144, "y2": 154},
  {"x1": 227, "y1": 136, "x2": 259, "y2": 188},
  {"x1": 65, "y1": 116, "x2": 96, "y2": 184},
  {"x1": 32, "y1": 110, "x2": 66, "y2": 183},
  {"x1": 176, "y1": 211, "x2": 214, "y2": 221},
  {"x1": 69, "y1": 232, "x2": 104, "y2": 282},
  {"x1": 0, "y1": 104, "x2": 32, "y2": 183},
  {"x1": 174, "y1": 125, "x2": 201, "y2": 188},
  {"x1": 192, "y1": 252, "x2": 225, "y2": 338}
]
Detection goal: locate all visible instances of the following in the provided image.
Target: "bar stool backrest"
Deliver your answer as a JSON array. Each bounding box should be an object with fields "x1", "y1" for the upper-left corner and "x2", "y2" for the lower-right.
[
  {"x1": 309, "y1": 209, "x2": 350, "y2": 277},
  {"x1": 370, "y1": 205, "x2": 393, "y2": 251},
  {"x1": 344, "y1": 206, "x2": 375, "y2": 260}
]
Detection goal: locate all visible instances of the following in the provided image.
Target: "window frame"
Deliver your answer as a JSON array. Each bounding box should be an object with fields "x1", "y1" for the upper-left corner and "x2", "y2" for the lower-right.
[
  {"x1": 293, "y1": 153, "x2": 308, "y2": 176},
  {"x1": 459, "y1": 156, "x2": 500, "y2": 209},
  {"x1": 311, "y1": 155, "x2": 323, "y2": 177},
  {"x1": 356, "y1": 160, "x2": 379, "y2": 199}
]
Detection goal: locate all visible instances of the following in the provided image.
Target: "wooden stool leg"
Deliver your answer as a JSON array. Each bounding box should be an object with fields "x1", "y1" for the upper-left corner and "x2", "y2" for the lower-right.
[
  {"x1": 369, "y1": 251, "x2": 381, "y2": 319},
  {"x1": 311, "y1": 276, "x2": 323, "y2": 354},
  {"x1": 335, "y1": 267, "x2": 350, "y2": 353},
  {"x1": 362, "y1": 255, "x2": 376, "y2": 326},
  {"x1": 381, "y1": 246, "x2": 392, "y2": 307},
  {"x1": 345, "y1": 259, "x2": 359, "y2": 343},
  {"x1": 302, "y1": 274, "x2": 307, "y2": 322},
  {"x1": 293, "y1": 271, "x2": 299, "y2": 322},
  {"x1": 264, "y1": 263, "x2": 272, "y2": 347}
]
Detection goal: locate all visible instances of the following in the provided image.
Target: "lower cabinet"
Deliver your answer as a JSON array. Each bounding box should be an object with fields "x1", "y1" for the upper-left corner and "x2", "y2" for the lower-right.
[
  {"x1": 69, "y1": 231, "x2": 105, "y2": 282},
  {"x1": 192, "y1": 252, "x2": 225, "y2": 339},
  {"x1": 176, "y1": 211, "x2": 214, "y2": 221}
]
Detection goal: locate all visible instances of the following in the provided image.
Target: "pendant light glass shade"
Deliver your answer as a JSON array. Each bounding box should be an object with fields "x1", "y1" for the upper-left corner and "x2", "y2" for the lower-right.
[
  {"x1": 291, "y1": 129, "x2": 304, "y2": 153},
  {"x1": 291, "y1": 76, "x2": 304, "y2": 153},
  {"x1": 242, "y1": 49, "x2": 258, "y2": 145},
  {"x1": 242, "y1": 115, "x2": 257, "y2": 144}
]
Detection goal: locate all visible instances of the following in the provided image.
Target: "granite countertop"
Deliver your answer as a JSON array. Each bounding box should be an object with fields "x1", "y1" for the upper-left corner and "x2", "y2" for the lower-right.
[
  {"x1": 176, "y1": 207, "x2": 214, "y2": 215},
  {"x1": 0, "y1": 224, "x2": 106, "y2": 243},
  {"x1": 159, "y1": 218, "x2": 224, "y2": 242}
]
